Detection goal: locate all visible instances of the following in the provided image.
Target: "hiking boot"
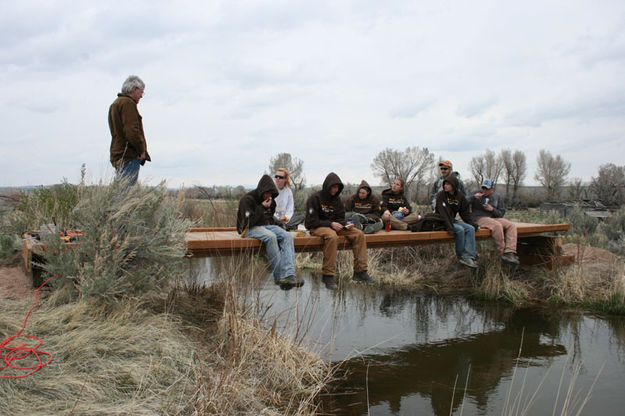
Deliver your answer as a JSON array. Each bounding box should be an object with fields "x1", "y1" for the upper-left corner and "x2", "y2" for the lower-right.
[
  {"x1": 352, "y1": 270, "x2": 374, "y2": 284},
  {"x1": 322, "y1": 275, "x2": 337, "y2": 290},
  {"x1": 501, "y1": 252, "x2": 520, "y2": 265},
  {"x1": 364, "y1": 223, "x2": 382, "y2": 234},
  {"x1": 293, "y1": 275, "x2": 305, "y2": 287},
  {"x1": 279, "y1": 275, "x2": 297, "y2": 286},
  {"x1": 459, "y1": 257, "x2": 478, "y2": 269}
]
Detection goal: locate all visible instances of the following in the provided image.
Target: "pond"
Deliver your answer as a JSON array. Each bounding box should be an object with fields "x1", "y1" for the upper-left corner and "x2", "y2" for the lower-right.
[{"x1": 190, "y1": 259, "x2": 625, "y2": 415}]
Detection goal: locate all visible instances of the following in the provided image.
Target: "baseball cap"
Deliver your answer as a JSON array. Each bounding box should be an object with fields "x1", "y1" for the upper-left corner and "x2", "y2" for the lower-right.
[
  {"x1": 481, "y1": 179, "x2": 494, "y2": 189},
  {"x1": 438, "y1": 160, "x2": 452, "y2": 168}
]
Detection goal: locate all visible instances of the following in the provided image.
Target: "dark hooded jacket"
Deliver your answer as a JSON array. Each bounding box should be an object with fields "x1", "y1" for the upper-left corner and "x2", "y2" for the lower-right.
[
  {"x1": 305, "y1": 172, "x2": 346, "y2": 229},
  {"x1": 108, "y1": 93, "x2": 151, "y2": 168},
  {"x1": 381, "y1": 186, "x2": 412, "y2": 215},
  {"x1": 434, "y1": 174, "x2": 476, "y2": 234},
  {"x1": 344, "y1": 180, "x2": 382, "y2": 220},
  {"x1": 236, "y1": 175, "x2": 279, "y2": 234}
]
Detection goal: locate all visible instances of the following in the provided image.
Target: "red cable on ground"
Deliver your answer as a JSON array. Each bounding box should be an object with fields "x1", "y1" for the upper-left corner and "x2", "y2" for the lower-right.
[{"x1": 0, "y1": 275, "x2": 57, "y2": 379}]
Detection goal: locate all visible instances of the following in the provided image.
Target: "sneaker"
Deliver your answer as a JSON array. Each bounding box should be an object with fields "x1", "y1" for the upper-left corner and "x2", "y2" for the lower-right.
[
  {"x1": 501, "y1": 253, "x2": 520, "y2": 265},
  {"x1": 352, "y1": 270, "x2": 374, "y2": 284},
  {"x1": 322, "y1": 275, "x2": 337, "y2": 290},
  {"x1": 279, "y1": 275, "x2": 297, "y2": 286},
  {"x1": 363, "y1": 224, "x2": 380, "y2": 234},
  {"x1": 459, "y1": 257, "x2": 478, "y2": 269}
]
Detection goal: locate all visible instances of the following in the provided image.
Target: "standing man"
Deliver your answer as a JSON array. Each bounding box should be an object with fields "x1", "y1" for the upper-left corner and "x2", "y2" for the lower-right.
[
  {"x1": 430, "y1": 160, "x2": 466, "y2": 210},
  {"x1": 469, "y1": 179, "x2": 520, "y2": 265},
  {"x1": 237, "y1": 174, "x2": 302, "y2": 287},
  {"x1": 344, "y1": 180, "x2": 384, "y2": 234},
  {"x1": 305, "y1": 172, "x2": 374, "y2": 289},
  {"x1": 108, "y1": 75, "x2": 151, "y2": 186}
]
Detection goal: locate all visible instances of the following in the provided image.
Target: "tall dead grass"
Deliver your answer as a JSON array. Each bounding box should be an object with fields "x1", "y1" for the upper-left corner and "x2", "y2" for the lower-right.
[{"x1": 0, "y1": 299, "x2": 201, "y2": 415}]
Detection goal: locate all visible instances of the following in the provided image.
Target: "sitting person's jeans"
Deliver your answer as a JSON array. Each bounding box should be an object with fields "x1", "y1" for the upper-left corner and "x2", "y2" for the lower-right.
[
  {"x1": 452, "y1": 221, "x2": 476, "y2": 260},
  {"x1": 244, "y1": 225, "x2": 295, "y2": 281}
]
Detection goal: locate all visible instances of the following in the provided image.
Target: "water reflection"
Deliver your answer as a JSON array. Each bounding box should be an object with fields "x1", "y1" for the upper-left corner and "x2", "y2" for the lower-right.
[
  {"x1": 328, "y1": 308, "x2": 568, "y2": 415},
  {"x1": 189, "y1": 259, "x2": 625, "y2": 415}
]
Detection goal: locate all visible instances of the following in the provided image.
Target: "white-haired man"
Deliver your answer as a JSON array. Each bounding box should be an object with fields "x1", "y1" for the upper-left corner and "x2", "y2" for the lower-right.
[{"x1": 108, "y1": 75, "x2": 151, "y2": 187}]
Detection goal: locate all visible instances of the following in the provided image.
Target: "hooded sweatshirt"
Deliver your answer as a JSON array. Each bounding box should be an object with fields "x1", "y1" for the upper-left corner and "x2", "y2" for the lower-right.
[
  {"x1": 108, "y1": 93, "x2": 151, "y2": 168},
  {"x1": 381, "y1": 187, "x2": 412, "y2": 215},
  {"x1": 236, "y1": 174, "x2": 279, "y2": 234},
  {"x1": 305, "y1": 172, "x2": 346, "y2": 229},
  {"x1": 344, "y1": 180, "x2": 382, "y2": 220},
  {"x1": 430, "y1": 171, "x2": 466, "y2": 209},
  {"x1": 434, "y1": 174, "x2": 476, "y2": 234}
]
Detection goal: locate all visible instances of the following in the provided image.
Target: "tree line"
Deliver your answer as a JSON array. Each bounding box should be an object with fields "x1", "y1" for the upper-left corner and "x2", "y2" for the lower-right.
[{"x1": 188, "y1": 150, "x2": 624, "y2": 207}]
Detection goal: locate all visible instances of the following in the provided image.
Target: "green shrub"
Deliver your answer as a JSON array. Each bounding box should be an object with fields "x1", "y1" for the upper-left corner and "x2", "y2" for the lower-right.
[{"x1": 41, "y1": 180, "x2": 193, "y2": 303}]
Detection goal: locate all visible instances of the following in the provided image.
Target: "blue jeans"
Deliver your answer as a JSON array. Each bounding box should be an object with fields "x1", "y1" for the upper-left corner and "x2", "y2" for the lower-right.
[
  {"x1": 244, "y1": 225, "x2": 295, "y2": 281},
  {"x1": 118, "y1": 158, "x2": 141, "y2": 188},
  {"x1": 453, "y1": 221, "x2": 476, "y2": 260}
]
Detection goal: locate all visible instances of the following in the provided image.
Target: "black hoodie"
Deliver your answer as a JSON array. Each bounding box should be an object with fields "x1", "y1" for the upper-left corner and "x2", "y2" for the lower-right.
[
  {"x1": 344, "y1": 180, "x2": 382, "y2": 220},
  {"x1": 305, "y1": 172, "x2": 346, "y2": 229},
  {"x1": 236, "y1": 174, "x2": 279, "y2": 234},
  {"x1": 381, "y1": 186, "x2": 412, "y2": 215},
  {"x1": 434, "y1": 174, "x2": 476, "y2": 234}
]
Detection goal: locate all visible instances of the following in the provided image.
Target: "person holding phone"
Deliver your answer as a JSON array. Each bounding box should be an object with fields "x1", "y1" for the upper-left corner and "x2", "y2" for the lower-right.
[
  {"x1": 236, "y1": 174, "x2": 303, "y2": 288},
  {"x1": 305, "y1": 172, "x2": 374, "y2": 289}
]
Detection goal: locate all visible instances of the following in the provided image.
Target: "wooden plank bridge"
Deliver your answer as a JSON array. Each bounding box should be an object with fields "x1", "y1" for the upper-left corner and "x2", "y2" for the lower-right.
[
  {"x1": 22, "y1": 222, "x2": 573, "y2": 285},
  {"x1": 185, "y1": 222, "x2": 573, "y2": 267}
]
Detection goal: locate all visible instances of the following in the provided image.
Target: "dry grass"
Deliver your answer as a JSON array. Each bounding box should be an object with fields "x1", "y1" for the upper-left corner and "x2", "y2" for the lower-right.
[
  {"x1": 0, "y1": 270, "x2": 334, "y2": 416},
  {"x1": 0, "y1": 299, "x2": 201, "y2": 415}
]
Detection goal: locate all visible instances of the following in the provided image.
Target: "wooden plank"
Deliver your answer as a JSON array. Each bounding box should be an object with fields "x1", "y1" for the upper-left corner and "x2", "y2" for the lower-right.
[{"x1": 185, "y1": 222, "x2": 570, "y2": 257}]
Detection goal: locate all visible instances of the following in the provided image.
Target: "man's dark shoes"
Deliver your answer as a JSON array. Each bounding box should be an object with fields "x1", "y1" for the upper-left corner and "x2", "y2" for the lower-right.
[
  {"x1": 352, "y1": 270, "x2": 374, "y2": 284},
  {"x1": 322, "y1": 275, "x2": 337, "y2": 290},
  {"x1": 501, "y1": 252, "x2": 520, "y2": 265},
  {"x1": 459, "y1": 257, "x2": 478, "y2": 269},
  {"x1": 279, "y1": 275, "x2": 305, "y2": 287}
]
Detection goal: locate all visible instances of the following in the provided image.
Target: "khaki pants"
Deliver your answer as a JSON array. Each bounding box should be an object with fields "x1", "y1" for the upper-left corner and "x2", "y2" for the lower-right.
[
  {"x1": 476, "y1": 217, "x2": 518, "y2": 255},
  {"x1": 389, "y1": 212, "x2": 421, "y2": 230},
  {"x1": 310, "y1": 227, "x2": 368, "y2": 276}
]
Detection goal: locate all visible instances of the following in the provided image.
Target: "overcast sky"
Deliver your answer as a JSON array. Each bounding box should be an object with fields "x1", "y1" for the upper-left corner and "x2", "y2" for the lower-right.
[{"x1": 1, "y1": 0, "x2": 624, "y2": 188}]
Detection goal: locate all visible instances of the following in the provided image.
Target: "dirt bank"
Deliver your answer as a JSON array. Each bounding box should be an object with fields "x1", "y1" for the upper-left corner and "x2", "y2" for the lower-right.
[{"x1": 0, "y1": 266, "x2": 34, "y2": 300}]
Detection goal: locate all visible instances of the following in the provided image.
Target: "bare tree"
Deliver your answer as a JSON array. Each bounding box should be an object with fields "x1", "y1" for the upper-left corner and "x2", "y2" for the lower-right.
[
  {"x1": 500, "y1": 149, "x2": 527, "y2": 203},
  {"x1": 589, "y1": 163, "x2": 625, "y2": 205},
  {"x1": 534, "y1": 149, "x2": 571, "y2": 200},
  {"x1": 371, "y1": 146, "x2": 434, "y2": 200},
  {"x1": 268, "y1": 153, "x2": 306, "y2": 192},
  {"x1": 511, "y1": 150, "x2": 527, "y2": 203},
  {"x1": 568, "y1": 177, "x2": 586, "y2": 200},
  {"x1": 469, "y1": 149, "x2": 503, "y2": 186}
]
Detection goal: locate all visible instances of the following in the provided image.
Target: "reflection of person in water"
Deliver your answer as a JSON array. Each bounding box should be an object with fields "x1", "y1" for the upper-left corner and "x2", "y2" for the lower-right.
[{"x1": 330, "y1": 308, "x2": 567, "y2": 416}]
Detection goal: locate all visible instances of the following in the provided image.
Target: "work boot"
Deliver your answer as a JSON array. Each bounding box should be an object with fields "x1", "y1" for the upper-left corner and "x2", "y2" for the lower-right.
[
  {"x1": 364, "y1": 223, "x2": 382, "y2": 234},
  {"x1": 322, "y1": 275, "x2": 337, "y2": 290},
  {"x1": 501, "y1": 252, "x2": 520, "y2": 265},
  {"x1": 352, "y1": 270, "x2": 374, "y2": 284},
  {"x1": 293, "y1": 275, "x2": 305, "y2": 287},
  {"x1": 279, "y1": 275, "x2": 297, "y2": 286},
  {"x1": 459, "y1": 257, "x2": 478, "y2": 269}
]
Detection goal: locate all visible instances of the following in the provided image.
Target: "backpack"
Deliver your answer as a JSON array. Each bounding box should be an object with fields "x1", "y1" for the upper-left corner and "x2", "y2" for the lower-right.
[{"x1": 408, "y1": 213, "x2": 447, "y2": 232}]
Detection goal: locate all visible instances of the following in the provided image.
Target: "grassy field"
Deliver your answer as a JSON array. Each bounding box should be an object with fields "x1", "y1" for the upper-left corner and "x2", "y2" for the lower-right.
[{"x1": 1, "y1": 182, "x2": 624, "y2": 414}]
